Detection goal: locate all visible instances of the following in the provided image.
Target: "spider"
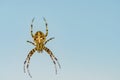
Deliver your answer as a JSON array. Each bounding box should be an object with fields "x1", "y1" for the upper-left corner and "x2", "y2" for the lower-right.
[{"x1": 24, "y1": 17, "x2": 61, "y2": 78}]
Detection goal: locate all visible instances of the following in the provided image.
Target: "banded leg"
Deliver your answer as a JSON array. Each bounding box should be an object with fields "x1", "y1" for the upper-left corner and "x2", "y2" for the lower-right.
[
  {"x1": 24, "y1": 48, "x2": 36, "y2": 78},
  {"x1": 27, "y1": 40, "x2": 36, "y2": 46},
  {"x1": 44, "y1": 47, "x2": 61, "y2": 74},
  {"x1": 31, "y1": 18, "x2": 35, "y2": 38},
  {"x1": 51, "y1": 53, "x2": 61, "y2": 69},
  {"x1": 44, "y1": 37, "x2": 55, "y2": 45},
  {"x1": 43, "y1": 17, "x2": 48, "y2": 37},
  {"x1": 49, "y1": 50, "x2": 61, "y2": 69}
]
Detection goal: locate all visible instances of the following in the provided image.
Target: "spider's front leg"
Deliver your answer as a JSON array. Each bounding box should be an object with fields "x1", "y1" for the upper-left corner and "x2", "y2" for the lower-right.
[
  {"x1": 24, "y1": 48, "x2": 36, "y2": 78},
  {"x1": 44, "y1": 47, "x2": 61, "y2": 74},
  {"x1": 43, "y1": 17, "x2": 48, "y2": 37},
  {"x1": 30, "y1": 18, "x2": 35, "y2": 38}
]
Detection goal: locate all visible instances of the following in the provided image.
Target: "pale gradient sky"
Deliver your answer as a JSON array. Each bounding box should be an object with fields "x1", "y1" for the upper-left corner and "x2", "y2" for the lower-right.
[{"x1": 0, "y1": 0, "x2": 120, "y2": 80}]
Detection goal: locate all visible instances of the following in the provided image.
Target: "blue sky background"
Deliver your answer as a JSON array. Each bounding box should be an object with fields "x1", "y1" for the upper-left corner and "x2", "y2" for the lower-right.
[{"x1": 0, "y1": 0, "x2": 120, "y2": 80}]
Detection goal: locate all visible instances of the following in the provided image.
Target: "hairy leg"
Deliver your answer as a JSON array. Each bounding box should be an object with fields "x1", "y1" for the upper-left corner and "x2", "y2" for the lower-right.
[
  {"x1": 31, "y1": 18, "x2": 35, "y2": 38},
  {"x1": 43, "y1": 17, "x2": 48, "y2": 37},
  {"x1": 24, "y1": 48, "x2": 36, "y2": 78},
  {"x1": 44, "y1": 37, "x2": 55, "y2": 45},
  {"x1": 27, "y1": 40, "x2": 36, "y2": 46},
  {"x1": 44, "y1": 47, "x2": 61, "y2": 74}
]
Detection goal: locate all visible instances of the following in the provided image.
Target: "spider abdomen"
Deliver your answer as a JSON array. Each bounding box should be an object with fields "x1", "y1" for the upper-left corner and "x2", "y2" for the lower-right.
[{"x1": 36, "y1": 43, "x2": 44, "y2": 53}]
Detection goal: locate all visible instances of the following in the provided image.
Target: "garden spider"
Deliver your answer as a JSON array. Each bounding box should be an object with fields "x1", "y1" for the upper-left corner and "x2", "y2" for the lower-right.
[{"x1": 24, "y1": 17, "x2": 61, "y2": 78}]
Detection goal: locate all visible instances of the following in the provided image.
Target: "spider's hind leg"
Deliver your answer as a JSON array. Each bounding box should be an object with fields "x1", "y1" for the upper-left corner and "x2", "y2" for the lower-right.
[
  {"x1": 24, "y1": 48, "x2": 36, "y2": 78},
  {"x1": 44, "y1": 47, "x2": 61, "y2": 74},
  {"x1": 52, "y1": 56, "x2": 61, "y2": 69}
]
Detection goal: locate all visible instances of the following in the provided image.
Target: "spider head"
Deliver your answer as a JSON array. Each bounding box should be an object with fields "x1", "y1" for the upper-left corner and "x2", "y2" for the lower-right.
[{"x1": 34, "y1": 31, "x2": 46, "y2": 44}]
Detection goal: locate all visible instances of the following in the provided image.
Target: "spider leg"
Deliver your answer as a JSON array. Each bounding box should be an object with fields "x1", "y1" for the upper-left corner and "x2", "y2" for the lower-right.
[
  {"x1": 44, "y1": 37, "x2": 55, "y2": 45},
  {"x1": 52, "y1": 55, "x2": 61, "y2": 69},
  {"x1": 31, "y1": 18, "x2": 35, "y2": 38},
  {"x1": 43, "y1": 17, "x2": 48, "y2": 37},
  {"x1": 24, "y1": 48, "x2": 36, "y2": 78},
  {"x1": 44, "y1": 47, "x2": 61, "y2": 74},
  {"x1": 27, "y1": 40, "x2": 36, "y2": 46}
]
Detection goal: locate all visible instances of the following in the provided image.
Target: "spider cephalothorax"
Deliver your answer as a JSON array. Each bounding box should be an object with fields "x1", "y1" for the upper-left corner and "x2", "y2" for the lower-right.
[{"x1": 24, "y1": 18, "x2": 61, "y2": 78}]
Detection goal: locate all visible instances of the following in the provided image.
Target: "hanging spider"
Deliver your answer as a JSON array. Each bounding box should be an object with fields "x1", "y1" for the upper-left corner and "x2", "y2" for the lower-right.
[{"x1": 24, "y1": 17, "x2": 61, "y2": 78}]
